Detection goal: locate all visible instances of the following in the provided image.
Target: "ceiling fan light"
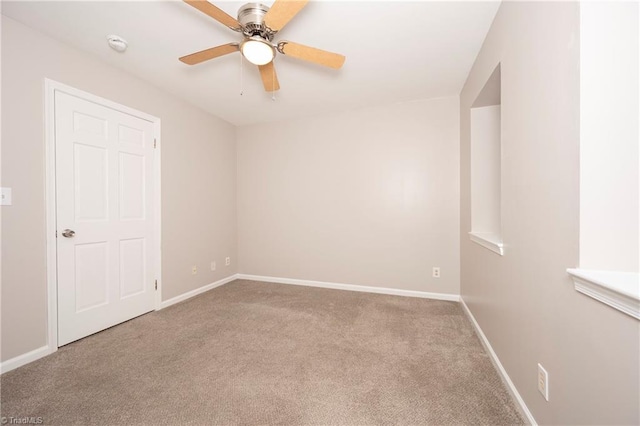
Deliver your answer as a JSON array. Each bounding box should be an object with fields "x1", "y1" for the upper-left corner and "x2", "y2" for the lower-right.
[{"x1": 241, "y1": 38, "x2": 275, "y2": 66}]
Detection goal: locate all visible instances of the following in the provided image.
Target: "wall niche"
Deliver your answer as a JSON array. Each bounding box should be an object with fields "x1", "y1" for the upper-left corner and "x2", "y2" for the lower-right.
[{"x1": 469, "y1": 64, "x2": 503, "y2": 255}]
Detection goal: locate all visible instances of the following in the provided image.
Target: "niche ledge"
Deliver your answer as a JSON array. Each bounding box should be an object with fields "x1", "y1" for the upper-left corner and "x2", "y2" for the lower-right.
[
  {"x1": 567, "y1": 269, "x2": 640, "y2": 320},
  {"x1": 469, "y1": 232, "x2": 504, "y2": 256}
]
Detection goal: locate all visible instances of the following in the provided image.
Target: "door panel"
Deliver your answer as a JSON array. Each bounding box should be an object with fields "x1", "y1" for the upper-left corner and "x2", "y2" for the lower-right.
[
  {"x1": 74, "y1": 242, "x2": 109, "y2": 312},
  {"x1": 73, "y1": 111, "x2": 108, "y2": 137},
  {"x1": 56, "y1": 91, "x2": 155, "y2": 346},
  {"x1": 119, "y1": 152, "x2": 146, "y2": 220},
  {"x1": 119, "y1": 238, "x2": 146, "y2": 299},
  {"x1": 74, "y1": 144, "x2": 108, "y2": 222},
  {"x1": 118, "y1": 124, "x2": 145, "y2": 147}
]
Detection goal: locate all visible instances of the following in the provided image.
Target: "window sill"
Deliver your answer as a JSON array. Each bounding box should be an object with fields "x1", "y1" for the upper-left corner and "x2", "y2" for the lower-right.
[
  {"x1": 567, "y1": 269, "x2": 640, "y2": 320},
  {"x1": 469, "y1": 232, "x2": 504, "y2": 256}
]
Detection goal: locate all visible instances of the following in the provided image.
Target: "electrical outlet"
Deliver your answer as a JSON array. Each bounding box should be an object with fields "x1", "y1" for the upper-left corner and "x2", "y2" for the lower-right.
[
  {"x1": 432, "y1": 267, "x2": 441, "y2": 278},
  {"x1": 211, "y1": 261, "x2": 216, "y2": 271},
  {"x1": 538, "y1": 363, "x2": 549, "y2": 401},
  {"x1": 191, "y1": 265, "x2": 197, "y2": 275},
  {"x1": 225, "y1": 257, "x2": 231, "y2": 266},
  {"x1": 0, "y1": 188, "x2": 12, "y2": 206}
]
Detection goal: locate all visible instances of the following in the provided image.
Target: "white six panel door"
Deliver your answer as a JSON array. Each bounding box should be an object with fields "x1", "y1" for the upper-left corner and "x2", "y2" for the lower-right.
[{"x1": 55, "y1": 91, "x2": 155, "y2": 346}]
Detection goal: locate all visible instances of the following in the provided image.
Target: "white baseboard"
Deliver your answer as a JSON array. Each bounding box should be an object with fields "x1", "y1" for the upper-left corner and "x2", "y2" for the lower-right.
[
  {"x1": 1, "y1": 345, "x2": 52, "y2": 374},
  {"x1": 159, "y1": 274, "x2": 238, "y2": 310},
  {"x1": 237, "y1": 274, "x2": 460, "y2": 301},
  {"x1": 460, "y1": 298, "x2": 537, "y2": 425}
]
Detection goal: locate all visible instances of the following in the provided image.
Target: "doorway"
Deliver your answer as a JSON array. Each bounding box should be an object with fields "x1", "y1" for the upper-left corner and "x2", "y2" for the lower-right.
[{"x1": 45, "y1": 80, "x2": 161, "y2": 348}]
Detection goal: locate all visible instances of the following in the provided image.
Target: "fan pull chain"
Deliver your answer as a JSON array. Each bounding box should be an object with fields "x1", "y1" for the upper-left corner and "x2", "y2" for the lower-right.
[{"x1": 239, "y1": 53, "x2": 244, "y2": 96}]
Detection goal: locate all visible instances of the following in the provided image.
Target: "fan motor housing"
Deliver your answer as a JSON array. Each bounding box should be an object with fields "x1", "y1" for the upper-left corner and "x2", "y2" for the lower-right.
[{"x1": 238, "y1": 3, "x2": 274, "y2": 40}]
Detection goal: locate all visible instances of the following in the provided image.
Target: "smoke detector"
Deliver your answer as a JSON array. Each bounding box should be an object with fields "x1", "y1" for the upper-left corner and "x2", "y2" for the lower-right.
[{"x1": 107, "y1": 35, "x2": 128, "y2": 52}]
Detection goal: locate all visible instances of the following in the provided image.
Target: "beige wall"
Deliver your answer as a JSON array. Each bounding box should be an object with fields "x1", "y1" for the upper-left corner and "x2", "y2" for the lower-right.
[
  {"x1": 579, "y1": 1, "x2": 639, "y2": 272},
  {"x1": 1, "y1": 16, "x2": 238, "y2": 362},
  {"x1": 460, "y1": 2, "x2": 639, "y2": 425},
  {"x1": 237, "y1": 97, "x2": 460, "y2": 295}
]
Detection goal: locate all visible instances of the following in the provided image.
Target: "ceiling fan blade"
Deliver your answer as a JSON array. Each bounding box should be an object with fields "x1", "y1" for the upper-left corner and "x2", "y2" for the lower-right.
[
  {"x1": 278, "y1": 41, "x2": 345, "y2": 69},
  {"x1": 183, "y1": 0, "x2": 241, "y2": 31},
  {"x1": 179, "y1": 43, "x2": 239, "y2": 65},
  {"x1": 264, "y1": 0, "x2": 309, "y2": 32},
  {"x1": 259, "y1": 62, "x2": 280, "y2": 92}
]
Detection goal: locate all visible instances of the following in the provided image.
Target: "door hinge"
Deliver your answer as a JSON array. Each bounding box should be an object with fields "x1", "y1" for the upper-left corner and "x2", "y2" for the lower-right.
[
  {"x1": 155, "y1": 280, "x2": 158, "y2": 290},
  {"x1": 55, "y1": 230, "x2": 58, "y2": 238},
  {"x1": 154, "y1": 138, "x2": 156, "y2": 149}
]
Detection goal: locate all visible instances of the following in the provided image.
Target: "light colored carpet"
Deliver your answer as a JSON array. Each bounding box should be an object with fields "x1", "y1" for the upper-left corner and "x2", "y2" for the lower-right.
[{"x1": 1, "y1": 279, "x2": 525, "y2": 425}]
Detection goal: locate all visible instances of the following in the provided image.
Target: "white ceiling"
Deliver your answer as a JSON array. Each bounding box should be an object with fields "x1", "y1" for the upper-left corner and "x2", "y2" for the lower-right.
[{"x1": 1, "y1": 1, "x2": 500, "y2": 126}]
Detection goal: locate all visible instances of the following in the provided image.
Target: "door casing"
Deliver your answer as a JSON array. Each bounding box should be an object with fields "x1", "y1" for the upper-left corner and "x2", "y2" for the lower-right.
[{"x1": 45, "y1": 78, "x2": 162, "y2": 352}]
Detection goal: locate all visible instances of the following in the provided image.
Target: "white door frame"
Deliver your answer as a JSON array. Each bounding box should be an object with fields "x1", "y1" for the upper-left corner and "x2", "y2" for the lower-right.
[{"x1": 44, "y1": 79, "x2": 162, "y2": 352}]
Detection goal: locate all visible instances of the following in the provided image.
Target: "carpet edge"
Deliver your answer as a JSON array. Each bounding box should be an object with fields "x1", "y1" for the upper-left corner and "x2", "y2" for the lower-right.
[
  {"x1": 237, "y1": 274, "x2": 460, "y2": 301},
  {"x1": 460, "y1": 297, "x2": 537, "y2": 425},
  {"x1": 1, "y1": 345, "x2": 53, "y2": 374},
  {"x1": 159, "y1": 274, "x2": 239, "y2": 310}
]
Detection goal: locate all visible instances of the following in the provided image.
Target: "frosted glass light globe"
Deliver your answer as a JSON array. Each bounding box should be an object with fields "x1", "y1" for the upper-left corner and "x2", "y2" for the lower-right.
[{"x1": 241, "y1": 38, "x2": 275, "y2": 66}]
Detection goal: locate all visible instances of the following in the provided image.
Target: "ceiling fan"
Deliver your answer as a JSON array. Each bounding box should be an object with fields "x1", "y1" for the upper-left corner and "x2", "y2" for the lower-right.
[{"x1": 179, "y1": 0, "x2": 346, "y2": 92}]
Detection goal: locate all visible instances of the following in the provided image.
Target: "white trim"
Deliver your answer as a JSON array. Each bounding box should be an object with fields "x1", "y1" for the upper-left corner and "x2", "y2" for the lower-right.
[
  {"x1": 460, "y1": 298, "x2": 536, "y2": 425},
  {"x1": 237, "y1": 274, "x2": 460, "y2": 301},
  {"x1": 567, "y1": 269, "x2": 640, "y2": 320},
  {"x1": 44, "y1": 79, "x2": 59, "y2": 354},
  {"x1": 469, "y1": 231, "x2": 504, "y2": 255},
  {"x1": 153, "y1": 120, "x2": 162, "y2": 311},
  {"x1": 47, "y1": 80, "x2": 159, "y2": 122},
  {"x1": 159, "y1": 274, "x2": 238, "y2": 310},
  {"x1": 44, "y1": 79, "x2": 162, "y2": 354},
  {"x1": 0, "y1": 346, "x2": 52, "y2": 374}
]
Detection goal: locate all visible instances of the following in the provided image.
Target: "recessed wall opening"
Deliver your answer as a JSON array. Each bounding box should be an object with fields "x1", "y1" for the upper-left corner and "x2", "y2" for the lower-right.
[{"x1": 469, "y1": 64, "x2": 503, "y2": 255}]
